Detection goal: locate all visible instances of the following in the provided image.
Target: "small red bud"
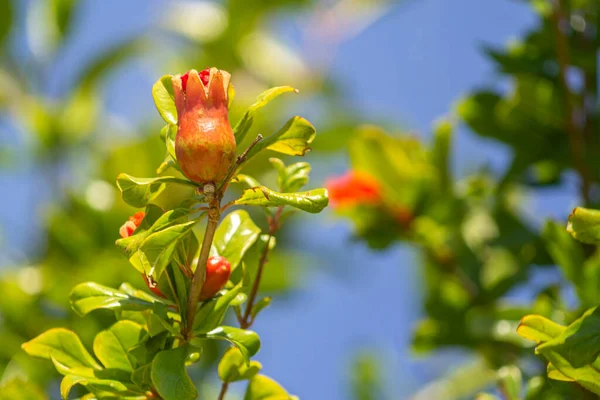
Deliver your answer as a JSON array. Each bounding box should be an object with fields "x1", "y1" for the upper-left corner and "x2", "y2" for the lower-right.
[
  {"x1": 199, "y1": 256, "x2": 231, "y2": 301},
  {"x1": 172, "y1": 68, "x2": 236, "y2": 185},
  {"x1": 119, "y1": 211, "x2": 146, "y2": 238}
]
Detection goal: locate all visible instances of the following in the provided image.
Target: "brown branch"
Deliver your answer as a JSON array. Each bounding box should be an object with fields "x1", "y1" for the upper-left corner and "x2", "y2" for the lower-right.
[
  {"x1": 552, "y1": 0, "x2": 592, "y2": 205},
  {"x1": 241, "y1": 206, "x2": 284, "y2": 328},
  {"x1": 217, "y1": 382, "x2": 229, "y2": 400}
]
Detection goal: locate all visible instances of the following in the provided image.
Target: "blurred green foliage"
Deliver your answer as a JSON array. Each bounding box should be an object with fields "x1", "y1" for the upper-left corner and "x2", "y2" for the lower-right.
[{"x1": 331, "y1": 0, "x2": 600, "y2": 399}]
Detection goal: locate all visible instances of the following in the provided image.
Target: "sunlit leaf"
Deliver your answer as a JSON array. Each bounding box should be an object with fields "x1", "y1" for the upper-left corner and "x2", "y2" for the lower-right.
[
  {"x1": 22, "y1": 328, "x2": 102, "y2": 370},
  {"x1": 93, "y1": 321, "x2": 145, "y2": 372},
  {"x1": 211, "y1": 210, "x2": 261, "y2": 272},
  {"x1": 234, "y1": 86, "x2": 298, "y2": 144},
  {"x1": 153, "y1": 75, "x2": 177, "y2": 125},
  {"x1": 70, "y1": 282, "x2": 155, "y2": 317},
  {"x1": 234, "y1": 186, "x2": 328, "y2": 213},
  {"x1": 151, "y1": 345, "x2": 198, "y2": 400},
  {"x1": 218, "y1": 347, "x2": 262, "y2": 383},
  {"x1": 270, "y1": 158, "x2": 311, "y2": 193},
  {"x1": 567, "y1": 207, "x2": 600, "y2": 245},
  {"x1": 192, "y1": 326, "x2": 260, "y2": 364},
  {"x1": 246, "y1": 117, "x2": 315, "y2": 160},
  {"x1": 116, "y1": 174, "x2": 195, "y2": 208},
  {"x1": 244, "y1": 374, "x2": 297, "y2": 400}
]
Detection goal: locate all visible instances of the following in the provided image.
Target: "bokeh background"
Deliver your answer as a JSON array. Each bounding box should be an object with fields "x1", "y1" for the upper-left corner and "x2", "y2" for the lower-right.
[{"x1": 0, "y1": 0, "x2": 589, "y2": 399}]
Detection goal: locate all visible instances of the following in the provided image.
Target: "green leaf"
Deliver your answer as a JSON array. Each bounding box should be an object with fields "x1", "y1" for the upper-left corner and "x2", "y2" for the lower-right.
[
  {"x1": 193, "y1": 281, "x2": 243, "y2": 333},
  {"x1": 0, "y1": 1, "x2": 13, "y2": 49},
  {"x1": 537, "y1": 307, "x2": 600, "y2": 368},
  {"x1": 234, "y1": 187, "x2": 328, "y2": 213},
  {"x1": 212, "y1": 210, "x2": 261, "y2": 272},
  {"x1": 250, "y1": 297, "x2": 272, "y2": 322},
  {"x1": 116, "y1": 206, "x2": 187, "y2": 259},
  {"x1": 131, "y1": 364, "x2": 152, "y2": 388},
  {"x1": 151, "y1": 345, "x2": 198, "y2": 400},
  {"x1": 244, "y1": 374, "x2": 297, "y2": 400},
  {"x1": 116, "y1": 174, "x2": 195, "y2": 208},
  {"x1": 497, "y1": 365, "x2": 522, "y2": 400},
  {"x1": 51, "y1": 0, "x2": 77, "y2": 37},
  {"x1": 218, "y1": 347, "x2": 262, "y2": 383},
  {"x1": 132, "y1": 220, "x2": 196, "y2": 279},
  {"x1": 431, "y1": 118, "x2": 453, "y2": 191},
  {"x1": 0, "y1": 378, "x2": 46, "y2": 400},
  {"x1": 70, "y1": 282, "x2": 155, "y2": 317},
  {"x1": 192, "y1": 327, "x2": 260, "y2": 364},
  {"x1": 246, "y1": 117, "x2": 315, "y2": 160},
  {"x1": 153, "y1": 75, "x2": 177, "y2": 125},
  {"x1": 516, "y1": 314, "x2": 566, "y2": 343},
  {"x1": 270, "y1": 158, "x2": 311, "y2": 193},
  {"x1": 60, "y1": 374, "x2": 139, "y2": 400},
  {"x1": 567, "y1": 207, "x2": 600, "y2": 245},
  {"x1": 234, "y1": 86, "x2": 298, "y2": 144},
  {"x1": 22, "y1": 328, "x2": 102, "y2": 370},
  {"x1": 232, "y1": 174, "x2": 262, "y2": 188},
  {"x1": 93, "y1": 321, "x2": 145, "y2": 372},
  {"x1": 164, "y1": 124, "x2": 178, "y2": 162}
]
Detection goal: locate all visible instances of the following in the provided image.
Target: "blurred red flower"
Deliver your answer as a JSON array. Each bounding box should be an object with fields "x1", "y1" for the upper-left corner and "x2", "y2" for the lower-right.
[{"x1": 326, "y1": 171, "x2": 381, "y2": 207}]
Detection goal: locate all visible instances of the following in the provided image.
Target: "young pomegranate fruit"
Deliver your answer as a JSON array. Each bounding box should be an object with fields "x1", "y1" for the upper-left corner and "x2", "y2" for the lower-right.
[
  {"x1": 199, "y1": 256, "x2": 231, "y2": 301},
  {"x1": 172, "y1": 68, "x2": 236, "y2": 185}
]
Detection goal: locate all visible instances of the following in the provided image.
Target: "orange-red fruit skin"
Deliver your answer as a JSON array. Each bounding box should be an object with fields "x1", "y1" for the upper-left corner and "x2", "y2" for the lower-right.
[
  {"x1": 199, "y1": 256, "x2": 231, "y2": 301},
  {"x1": 172, "y1": 68, "x2": 236, "y2": 185}
]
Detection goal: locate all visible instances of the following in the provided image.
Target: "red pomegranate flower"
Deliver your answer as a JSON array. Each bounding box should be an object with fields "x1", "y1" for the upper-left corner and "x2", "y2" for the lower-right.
[
  {"x1": 172, "y1": 68, "x2": 236, "y2": 185},
  {"x1": 199, "y1": 256, "x2": 231, "y2": 301},
  {"x1": 326, "y1": 171, "x2": 382, "y2": 207},
  {"x1": 119, "y1": 211, "x2": 145, "y2": 238}
]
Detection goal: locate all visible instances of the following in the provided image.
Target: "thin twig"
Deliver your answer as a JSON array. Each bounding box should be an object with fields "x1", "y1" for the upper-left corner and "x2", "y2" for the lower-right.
[
  {"x1": 552, "y1": 0, "x2": 592, "y2": 205},
  {"x1": 217, "y1": 382, "x2": 229, "y2": 400},
  {"x1": 218, "y1": 206, "x2": 284, "y2": 400},
  {"x1": 241, "y1": 206, "x2": 284, "y2": 328},
  {"x1": 218, "y1": 134, "x2": 263, "y2": 192}
]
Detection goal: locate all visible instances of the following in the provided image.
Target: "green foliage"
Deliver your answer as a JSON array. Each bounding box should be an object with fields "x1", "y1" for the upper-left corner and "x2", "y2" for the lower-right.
[
  {"x1": 218, "y1": 347, "x2": 262, "y2": 383},
  {"x1": 234, "y1": 186, "x2": 329, "y2": 213}
]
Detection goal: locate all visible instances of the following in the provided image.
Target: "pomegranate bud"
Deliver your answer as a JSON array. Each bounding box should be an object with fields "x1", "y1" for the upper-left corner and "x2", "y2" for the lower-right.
[
  {"x1": 199, "y1": 256, "x2": 231, "y2": 301},
  {"x1": 172, "y1": 68, "x2": 236, "y2": 185}
]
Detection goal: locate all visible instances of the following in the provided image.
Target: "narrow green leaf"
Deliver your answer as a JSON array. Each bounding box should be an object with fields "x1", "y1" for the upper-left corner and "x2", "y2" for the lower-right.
[
  {"x1": 131, "y1": 364, "x2": 152, "y2": 388},
  {"x1": 193, "y1": 281, "x2": 243, "y2": 333},
  {"x1": 232, "y1": 174, "x2": 262, "y2": 188},
  {"x1": 70, "y1": 282, "x2": 155, "y2": 317},
  {"x1": 497, "y1": 365, "x2": 521, "y2": 400},
  {"x1": 152, "y1": 75, "x2": 177, "y2": 125},
  {"x1": 568, "y1": 207, "x2": 600, "y2": 245},
  {"x1": 193, "y1": 326, "x2": 260, "y2": 364},
  {"x1": 250, "y1": 297, "x2": 272, "y2": 322},
  {"x1": 0, "y1": 0, "x2": 11, "y2": 49},
  {"x1": 234, "y1": 86, "x2": 297, "y2": 144},
  {"x1": 431, "y1": 118, "x2": 453, "y2": 191},
  {"x1": 246, "y1": 117, "x2": 315, "y2": 160},
  {"x1": 218, "y1": 347, "x2": 262, "y2": 383},
  {"x1": 93, "y1": 321, "x2": 145, "y2": 372},
  {"x1": 244, "y1": 374, "x2": 297, "y2": 400},
  {"x1": 116, "y1": 174, "x2": 195, "y2": 208},
  {"x1": 270, "y1": 158, "x2": 311, "y2": 193},
  {"x1": 234, "y1": 186, "x2": 328, "y2": 214},
  {"x1": 151, "y1": 345, "x2": 198, "y2": 400},
  {"x1": 22, "y1": 328, "x2": 102, "y2": 370},
  {"x1": 211, "y1": 210, "x2": 261, "y2": 272}
]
